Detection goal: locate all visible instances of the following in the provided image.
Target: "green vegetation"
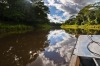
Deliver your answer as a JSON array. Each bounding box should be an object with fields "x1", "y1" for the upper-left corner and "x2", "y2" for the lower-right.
[
  {"x1": 0, "y1": 23, "x2": 33, "y2": 31},
  {"x1": 62, "y1": 2, "x2": 100, "y2": 29},
  {"x1": 61, "y1": 25, "x2": 100, "y2": 30},
  {"x1": 0, "y1": 0, "x2": 50, "y2": 31}
]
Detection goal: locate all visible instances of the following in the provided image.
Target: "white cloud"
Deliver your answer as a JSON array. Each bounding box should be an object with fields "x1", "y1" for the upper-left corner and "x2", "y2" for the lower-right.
[
  {"x1": 63, "y1": 12, "x2": 69, "y2": 17},
  {"x1": 47, "y1": 14, "x2": 65, "y2": 23},
  {"x1": 44, "y1": 0, "x2": 100, "y2": 23},
  {"x1": 60, "y1": 0, "x2": 74, "y2": 4},
  {"x1": 61, "y1": 4, "x2": 78, "y2": 14},
  {"x1": 47, "y1": 0, "x2": 55, "y2": 6}
]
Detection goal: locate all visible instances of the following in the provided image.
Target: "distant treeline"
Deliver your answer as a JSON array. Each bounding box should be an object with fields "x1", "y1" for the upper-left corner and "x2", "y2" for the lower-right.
[
  {"x1": 0, "y1": 0, "x2": 50, "y2": 26},
  {"x1": 63, "y1": 2, "x2": 100, "y2": 25},
  {"x1": 50, "y1": 22, "x2": 62, "y2": 27}
]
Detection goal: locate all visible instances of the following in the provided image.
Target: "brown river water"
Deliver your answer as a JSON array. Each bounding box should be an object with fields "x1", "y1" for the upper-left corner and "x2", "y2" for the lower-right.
[{"x1": 0, "y1": 29, "x2": 100, "y2": 66}]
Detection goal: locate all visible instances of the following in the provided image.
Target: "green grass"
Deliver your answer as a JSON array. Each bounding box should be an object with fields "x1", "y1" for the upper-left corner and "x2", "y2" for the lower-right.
[
  {"x1": 0, "y1": 23, "x2": 33, "y2": 31},
  {"x1": 61, "y1": 25, "x2": 100, "y2": 30},
  {"x1": 0, "y1": 23, "x2": 33, "y2": 38},
  {"x1": 0, "y1": 23, "x2": 51, "y2": 38}
]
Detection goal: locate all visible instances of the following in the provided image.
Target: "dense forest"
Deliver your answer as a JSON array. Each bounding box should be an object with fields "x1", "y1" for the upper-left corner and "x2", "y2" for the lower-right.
[
  {"x1": 0, "y1": 0, "x2": 50, "y2": 27},
  {"x1": 63, "y1": 2, "x2": 100, "y2": 25}
]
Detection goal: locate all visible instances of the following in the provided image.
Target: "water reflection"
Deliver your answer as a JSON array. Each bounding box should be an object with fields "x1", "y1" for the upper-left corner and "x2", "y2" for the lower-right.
[
  {"x1": 47, "y1": 30, "x2": 71, "y2": 45},
  {"x1": 0, "y1": 30, "x2": 49, "y2": 66},
  {"x1": 65, "y1": 29, "x2": 100, "y2": 35},
  {"x1": 27, "y1": 29, "x2": 76, "y2": 66},
  {"x1": 1, "y1": 28, "x2": 100, "y2": 66}
]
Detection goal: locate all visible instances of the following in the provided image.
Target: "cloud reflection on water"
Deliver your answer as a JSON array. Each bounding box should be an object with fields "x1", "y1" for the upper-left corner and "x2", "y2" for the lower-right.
[
  {"x1": 47, "y1": 30, "x2": 71, "y2": 45},
  {"x1": 27, "y1": 29, "x2": 76, "y2": 66}
]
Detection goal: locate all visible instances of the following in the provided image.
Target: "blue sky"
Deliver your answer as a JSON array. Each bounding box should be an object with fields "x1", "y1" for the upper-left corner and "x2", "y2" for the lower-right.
[{"x1": 44, "y1": 0, "x2": 100, "y2": 23}]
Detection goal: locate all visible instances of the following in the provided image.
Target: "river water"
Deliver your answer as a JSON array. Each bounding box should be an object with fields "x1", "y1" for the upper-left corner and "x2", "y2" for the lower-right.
[{"x1": 0, "y1": 29, "x2": 100, "y2": 66}]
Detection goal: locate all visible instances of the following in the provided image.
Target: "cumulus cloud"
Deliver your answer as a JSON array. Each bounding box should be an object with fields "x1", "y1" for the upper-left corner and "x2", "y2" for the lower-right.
[
  {"x1": 47, "y1": 14, "x2": 65, "y2": 23},
  {"x1": 60, "y1": 4, "x2": 78, "y2": 14},
  {"x1": 44, "y1": 0, "x2": 100, "y2": 23},
  {"x1": 73, "y1": 0, "x2": 94, "y2": 5}
]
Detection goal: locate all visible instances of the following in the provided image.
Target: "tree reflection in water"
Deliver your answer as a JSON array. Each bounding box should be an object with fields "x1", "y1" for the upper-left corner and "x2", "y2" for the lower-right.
[
  {"x1": 65, "y1": 29, "x2": 100, "y2": 35},
  {"x1": 0, "y1": 30, "x2": 49, "y2": 66}
]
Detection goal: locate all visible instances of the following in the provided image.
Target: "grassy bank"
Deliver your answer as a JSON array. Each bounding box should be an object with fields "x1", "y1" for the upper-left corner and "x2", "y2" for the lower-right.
[
  {"x1": 0, "y1": 23, "x2": 33, "y2": 32},
  {"x1": 0, "y1": 23, "x2": 51, "y2": 38},
  {"x1": 0, "y1": 20, "x2": 51, "y2": 31},
  {"x1": 0, "y1": 23, "x2": 51, "y2": 31},
  {"x1": 61, "y1": 25, "x2": 100, "y2": 30},
  {"x1": 0, "y1": 24, "x2": 34, "y2": 38}
]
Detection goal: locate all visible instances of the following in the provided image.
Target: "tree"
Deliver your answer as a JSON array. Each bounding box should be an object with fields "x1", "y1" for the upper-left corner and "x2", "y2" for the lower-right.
[
  {"x1": 0, "y1": 0, "x2": 50, "y2": 26},
  {"x1": 64, "y1": 2, "x2": 100, "y2": 25}
]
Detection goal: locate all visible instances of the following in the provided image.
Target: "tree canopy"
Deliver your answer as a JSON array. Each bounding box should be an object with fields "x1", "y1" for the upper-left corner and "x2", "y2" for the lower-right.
[
  {"x1": 0, "y1": 0, "x2": 50, "y2": 25},
  {"x1": 64, "y1": 2, "x2": 100, "y2": 25}
]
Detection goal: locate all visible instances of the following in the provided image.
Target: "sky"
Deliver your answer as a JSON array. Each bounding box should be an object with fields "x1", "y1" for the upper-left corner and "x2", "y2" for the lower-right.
[{"x1": 44, "y1": 0, "x2": 100, "y2": 23}]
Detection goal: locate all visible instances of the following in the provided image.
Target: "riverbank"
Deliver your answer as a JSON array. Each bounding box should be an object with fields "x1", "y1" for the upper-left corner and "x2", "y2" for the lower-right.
[
  {"x1": 0, "y1": 24, "x2": 33, "y2": 38},
  {"x1": 0, "y1": 22, "x2": 51, "y2": 32},
  {"x1": 0, "y1": 23, "x2": 33, "y2": 31},
  {"x1": 0, "y1": 23, "x2": 51, "y2": 38},
  {"x1": 61, "y1": 25, "x2": 100, "y2": 30}
]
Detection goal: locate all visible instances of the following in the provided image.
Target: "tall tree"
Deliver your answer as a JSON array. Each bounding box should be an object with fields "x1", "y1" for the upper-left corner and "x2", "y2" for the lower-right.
[
  {"x1": 64, "y1": 2, "x2": 100, "y2": 25},
  {"x1": 0, "y1": 0, "x2": 50, "y2": 25}
]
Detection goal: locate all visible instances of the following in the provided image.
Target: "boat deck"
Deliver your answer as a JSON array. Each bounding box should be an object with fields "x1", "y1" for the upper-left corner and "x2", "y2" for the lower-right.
[{"x1": 69, "y1": 35, "x2": 100, "y2": 66}]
